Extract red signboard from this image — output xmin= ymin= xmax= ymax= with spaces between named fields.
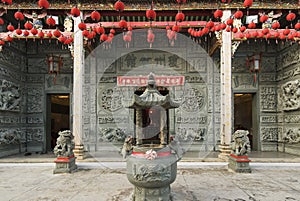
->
xmin=117 ymin=75 xmax=185 ymax=86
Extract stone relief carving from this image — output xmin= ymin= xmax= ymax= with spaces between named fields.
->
xmin=185 ymin=75 xmax=206 ymax=83
xmin=45 ymin=74 xmax=71 ymax=90
xmin=0 ymin=129 xmax=21 ymax=145
xmin=260 ymin=57 xmax=276 ymax=73
xmin=283 ymin=128 xmax=300 ymax=144
xmin=133 ymin=164 xmax=171 ymax=182
xmin=260 ymin=115 xmax=277 ymax=123
xmin=284 ymin=115 xmax=300 ymax=123
xmin=0 ymin=50 xmax=26 ymax=69
xmin=260 ymin=86 xmax=277 ymax=112
xmin=26 ymin=128 xmax=43 ymax=142
xmin=98 ymin=127 xmax=127 ymax=142
xmin=0 ymin=116 xmax=20 ymax=124
xmin=0 ymin=79 xmax=20 ymax=111
xmin=0 ymin=67 xmax=22 ymax=81
xmin=277 ymin=66 xmax=300 ymax=81
xmin=27 ymin=58 xmax=47 ymax=73
xmin=176 ymin=116 xmax=207 ymax=124
xmin=261 ymin=127 xmax=281 ymax=142
xmin=182 ymin=87 xmax=205 ymax=112
xmin=100 ymin=87 xmax=123 ymax=112
xmin=281 ymin=80 xmax=300 ymax=111
xmin=278 ymin=45 xmax=300 ymax=69
xmin=176 ymin=127 xmax=206 ymax=142
xmin=98 ymin=116 xmax=129 ymax=124
xmin=260 ymin=73 xmax=276 ymax=82
xmin=187 ymin=57 xmax=207 ymax=73
xmin=27 ymin=87 xmax=43 ymax=113
xmin=232 ymin=74 xmax=256 ymax=89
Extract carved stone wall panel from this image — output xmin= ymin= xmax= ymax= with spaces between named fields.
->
xmin=277 ymin=66 xmax=300 ymax=82
xmin=26 ymin=74 xmax=44 ymax=83
xmin=232 ymin=57 xmax=247 ymax=73
xmin=278 ymin=44 xmax=300 ymax=70
xmin=260 ymin=126 xmax=281 ymax=142
xmin=27 ymin=86 xmax=43 ymax=113
xmin=26 ymin=127 xmax=44 ymax=142
xmin=185 ymin=74 xmax=206 ymax=83
xmin=186 ymin=57 xmax=207 ymax=73
xmin=0 ymin=79 xmax=21 ymax=112
xmin=181 ymin=86 xmax=206 ymax=113
xmin=259 ymin=86 xmax=277 ymax=112
xmin=27 ymin=114 xmax=43 ymax=124
xmin=214 ymin=73 xmax=220 ymax=83
xmin=27 ymin=58 xmax=47 ymax=73
xmin=260 ymin=73 xmax=276 ymax=82
xmin=261 ymin=57 xmax=276 ymax=72
xmin=83 ymin=85 xmax=90 ymax=113
xmin=0 ymin=49 xmax=26 ymax=70
xmin=0 ymin=128 xmax=22 ymax=145
xmin=232 ymin=74 xmax=257 ymax=89
xmin=0 ymin=116 xmax=21 ymax=124
xmin=0 ymin=66 xmax=22 ymax=81
xmin=45 ymin=74 xmax=72 ymax=91
xmin=283 ymin=127 xmax=300 ymax=144
xmin=280 ymin=79 xmax=300 ymax=111
xmin=284 ymin=115 xmax=300 ymax=123
xmin=260 ymin=115 xmax=277 ymax=123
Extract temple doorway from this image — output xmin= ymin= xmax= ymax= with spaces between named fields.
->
xmin=46 ymin=94 xmax=70 ymax=151
xmin=234 ymin=93 xmax=258 ymax=150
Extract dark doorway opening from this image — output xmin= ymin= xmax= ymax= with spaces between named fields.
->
xmin=47 ymin=94 xmax=70 ymax=151
xmin=234 ymin=93 xmax=254 ymax=149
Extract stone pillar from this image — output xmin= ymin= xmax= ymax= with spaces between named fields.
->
xmin=72 ymin=14 xmax=85 ymax=160
xmin=219 ymin=10 xmax=233 ymax=160
xmin=160 ymin=109 xmax=167 ymax=145
xmin=136 ymin=109 xmax=143 ymax=146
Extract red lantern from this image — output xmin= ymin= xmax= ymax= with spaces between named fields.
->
xmin=239 ymin=26 xmax=246 ymax=32
xmin=114 ymin=0 xmax=125 ymax=12
xmin=146 ymin=9 xmax=156 ymax=21
xmin=248 ymin=21 xmax=256 ymax=29
xmin=23 ymin=30 xmax=29 ymax=37
xmin=96 ymin=26 xmax=105 ymax=34
xmin=245 ymin=32 xmax=251 ymax=39
xmin=119 ymin=19 xmax=127 ymax=29
xmin=5 ymin=35 xmax=13 ymax=42
xmin=259 ymin=15 xmax=268 ymax=23
xmin=38 ymin=30 xmax=45 ymax=38
xmin=279 ymin=33 xmax=286 ymax=40
xmin=238 ymin=32 xmax=244 ymax=39
xmin=232 ymin=27 xmax=238 ymax=33
xmin=82 ymin=29 xmax=89 ymax=37
xmin=47 ymin=31 xmax=53 ymax=38
xmin=58 ymin=35 xmax=66 ymax=43
xmin=206 ymin=20 xmax=214 ymax=29
xmin=78 ymin=22 xmax=86 ymax=31
xmin=176 ymin=0 xmax=186 ymax=3
xmin=262 ymin=28 xmax=269 ymax=35
xmin=287 ymin=34 xmax=294 ymax=41
xmin=234 ymin=10 xmax=243 ymax=19
xmin=91 ymin=10 xmax=101 ymax=22
xmin=100 ymin=34 xmax=108 ymax=42
xmin=46 ymin=17 xmax=56 ymax=27
xmin=1 ymin=0 xmax=12 ymax=5
xmin=243 ymin=0 xmax=253 ymax=8
xmin=64 ymin=37 xmax=73 ymax=45
xmin=214 ymin=9 xmax=223 ymax=19
xmin=202 ymin=27 xmax=209 ymax=34
xmin=128 ymin=26 xmax=133 ymax=31
xmin=24 ymin=21 xmax=33 ymax=30
xmin=175 ymin=12 xmax=185 ymax=22
xmin=0 ymin=18 xmax=4 ymax=25
xmin=14 ymin=11 xmax=24 ymax=21
xmin=220 ymin=23 xmax=227 ymax=30
xmin=0 ymin=40 xmax=5 ymax=45
xmin=286 ymin=12 xmax=296 ymax=22
xmin=38 ymin=0 xmax=49 ymax=9
xmin=53 ymin=29 xmax=61 ymax=38
xmin=30 ymin=28 xmax=38 ymax=35
xmin=226 ymin=27 xmax=231 ymax=32
xmin=295 ymin=21 xmax=300 ymax=30
xmin=226 ymin=18 xmax=233 ymax=25
xmin=273 ymin=31 xmax=280 ymax=38
xmin=110 ymin=28 xmax=115 ymax=35
xmin=271 ymin=21 xmax=280 ymax=30
xmin=70 ymin=7 xmax=80 ymax=17
xmin=283 ymin=27 xmax=290 ymax=35
xmin=172 ymin=25 xmax=180 ymax=32
xmin=257 ymin=31 xmax=264 ymax=38
xmin=15 ymin=29 xmax=22 ymax=35
xmin=6 ymin=24 xmax=14 ymax=32
xmin=251 ymin=31 xmax=258 ymax=38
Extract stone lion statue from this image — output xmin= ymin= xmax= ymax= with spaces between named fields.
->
xmin=53 ymin=130 xmax=75 ymax=157
xmin=231 ymin=130 xmax=251 ymax=156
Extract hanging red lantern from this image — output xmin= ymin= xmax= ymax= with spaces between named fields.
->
xmin=128 ymin=26 xmax=133 ymax=31
xmin=234 ymin=10 xmax=243 ymax=19
xmin=172 ymin=25 xmax=180 ymax=32
xmin=110 ymin=28 xmax=115 ymax=35
xmin=96 ymin=26 xmax=105 ymax=34
xmin=14 ymin=11 xmax=24 ymax=21
xmin=175 ymin=12 xmax=185 ymax=22
xmin=78 ymin=22 xmax=86 ymax=30
xmin=266 ymin=33 xmax=272 ymax=39
xmin=286 ymin=12 xmax=296 ymax=22
xmin=46 ymin=17 xmax=56 ymax=27
xmin=64 ymin=37 xmax=73 ymax=45
xmin=38 ymin=30 xmax=45 ymax=38
xmin=262 ymin=28 xmax=269 ymax=35
xmin=114 ymin=0 xmax=125 ymax=12
xmin=87 ymin=32 xmax=95 ymax=40
xmin=91 ymin=10 xmax=101 ymax=22
xmin=243 ymin=0 xmax=253 ymax=8
xmin=58 ymin=35 xmax=66 ymax=43
xmin=47 ymin=31 xmax=53 ymax=38
xmin=279 ymin=33 xmax=286 ymax=40
xmin=232 ymin=27 xmax=238 ymax=33
xmin=6 ymin=24 xmax=14 ymax=32
xmin=202 ymin=27 xmax=209 ymax=35
xmin=259 ymin=15 xmax=268 ymax=23
xmin=226 ymin=18 xmax=234 ymax=26
xmin=1 ymin=0 xmax=12 ymax=5
xmin=30 ymin=28 xmax=38 ymax=36
xmin=53 ymin=28 xmax=61 ymax=38
xmin=100 ymin=34 xmax=108 ymax=42
xmin=206 ymin=20 xmax=214 ymax=29
xmin=24 ymin=21 xmax=33 ymax=30
xmin=239 ymin=26 xmax=246 ymax=32
xmin=287 ymin=33 xmax=294 ymax=41
xmin=295 ymin=21 xmax=300 ymax=30
xmin=238 ymin=32 xmax=244 ymax=39
xmin=245 ymin=32 xmax=251 ymax=39
xmin=70 ymin=6 xmax=80 ymax=17
xmin=5 ymin=35 xmax=13 ymax=42
xmin=82 ymin=29 xmax=89 ymax=37
xmin=273 ymin=31 xmax=280 ymax=38
xmin=0 ymin=17 xmax=4 ymax=25
xmin=0 ymin=40 xmax=5 ymax=46
xmin=220 ymin=23 xmax=227 ymax=30
xmin=215 ymin=25 xmax=221 ymax=32
xmin=15 ymin=28 xmax=22 ymax=35
xmin=146 ymin=9 xmax=156 ymax=21
xmin=214 ymin=9 xmax=223 ymax=19
xmin=248 ymin=21 xmax=256 ymax=29
xmin=176 ymin=0 xmax=186 ymax=3
xmin=119 ymin=19 xmax=127 ymax=29
xmin=226 ymin=26 xmax=231 ymax=32
xmin=23 ymin=30 xmax=29 ymax=37
xmin=251 ymin=31 xmax=258 ymax=38
xmin=38 ymin=0 xmax=49 ymax=9
xmin=283 ymin=27 xmax=290 ymax=35
xmin=271 ymin=21 xmax=280 ymax=30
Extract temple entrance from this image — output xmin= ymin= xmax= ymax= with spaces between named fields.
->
xmin=46 ymin=94 xmax=70 ymax=151
xmin=234 ymin=93 xmax=258 ymax=150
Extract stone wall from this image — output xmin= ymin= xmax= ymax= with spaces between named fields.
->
xmin=277 ymin=44 xmax=300 ymax=155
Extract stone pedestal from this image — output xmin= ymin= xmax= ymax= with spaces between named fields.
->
xmin=53 ymin=155 xmax=77 ymax=174
xmin=126 ymin=147 xmax=177 ymax=201
xmin=228 ymin=154 xmax=251 ymax=173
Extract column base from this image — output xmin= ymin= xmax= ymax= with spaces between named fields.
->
xmin=228 ymin=154 xmax=251 ymax=173
xmin=73 ymin=144 xmax=85 ymax=160
xmin=218 ymin=144 xmax=232 ymax=161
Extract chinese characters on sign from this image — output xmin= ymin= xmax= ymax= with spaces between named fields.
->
xmin=117 ymin=76 xmax=185 ymax=86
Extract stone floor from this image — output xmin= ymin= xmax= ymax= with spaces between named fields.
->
xmin=0 ymin=151 xmax=300 ymax=201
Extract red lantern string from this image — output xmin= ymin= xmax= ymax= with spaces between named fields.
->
xmin=38 ymin=0 xmax=49 ymax=9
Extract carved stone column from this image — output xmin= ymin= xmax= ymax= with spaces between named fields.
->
xmin=136 ymin=109 xmax=143 ymax=145
xmin=160 ymin=109 xmax=167 ymax=145
xmin=219 ymin=10 xmax=233 ymax=160
xmin=72 ymin=14 xmax=85 ymax=160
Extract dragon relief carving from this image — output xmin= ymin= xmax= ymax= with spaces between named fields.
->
xmin=284 ymin=128 xmax=300 ymax=144
xmin=281 ymin=80 xmax=300 ymax=111
xmin=98 ymin=127 xmax=127 ymax=142
xmin=0 ymin=79 xmax=20 ymax=111
xmin=182 ymin=88 xmax=205 ymax=112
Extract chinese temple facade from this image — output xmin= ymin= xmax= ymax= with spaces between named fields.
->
xmin=0 ymin=0 xmax=299 ymax=159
